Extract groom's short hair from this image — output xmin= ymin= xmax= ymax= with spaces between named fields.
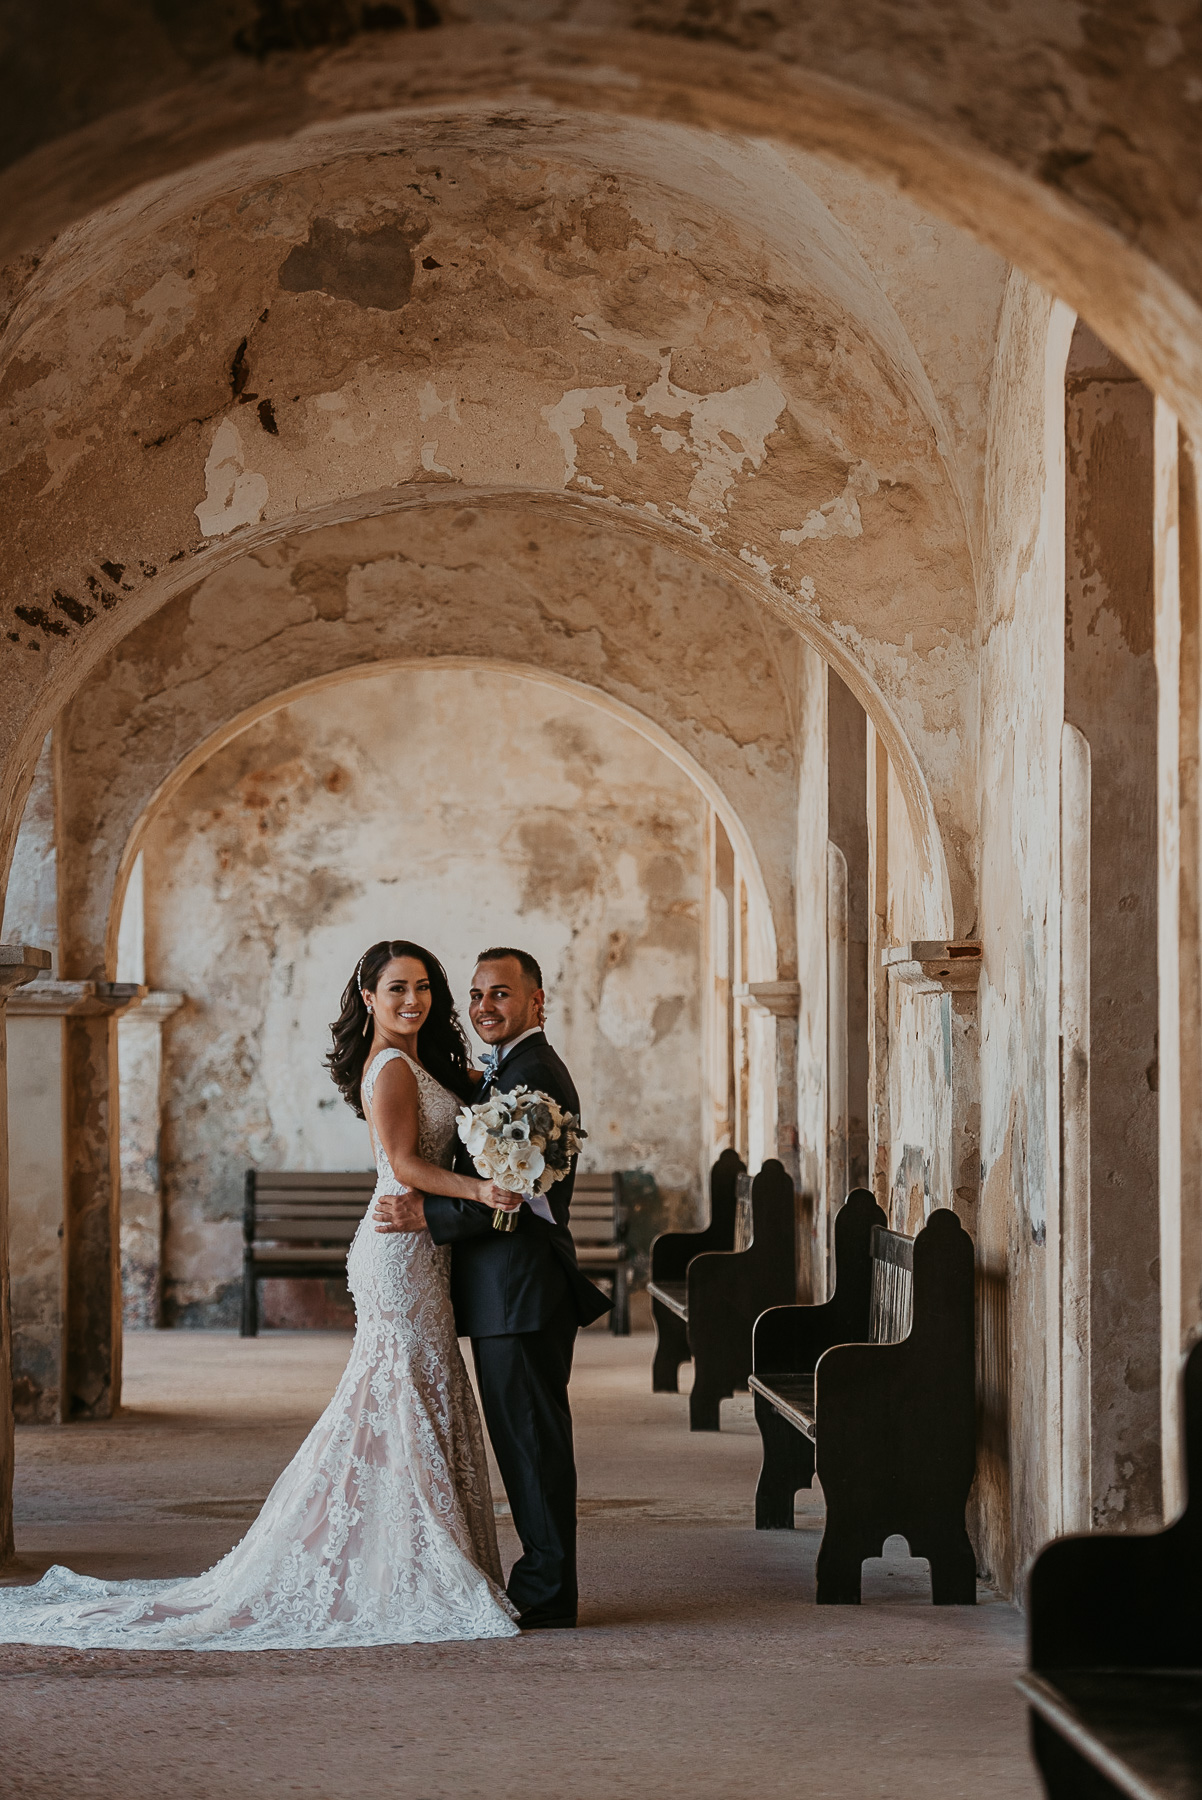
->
xmin=476 ymin=946 xmax=543 ymax=990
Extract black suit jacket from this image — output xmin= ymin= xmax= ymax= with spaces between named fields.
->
xmin=424 ymin=1032 xmax=612 ymax=1337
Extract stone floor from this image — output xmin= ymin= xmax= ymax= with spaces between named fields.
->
xmin=1 ymin=1325 xmax=1037 ymax=1799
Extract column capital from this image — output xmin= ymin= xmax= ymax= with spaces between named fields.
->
xmin=881 ymin=941 xmax=982 ymax=995
xmin=8 ymin=979 xmax=146 ymax=1017
xmin=734 ymin=980 xmax=801 ymax=1018
xmin=0 ymin=944 xmax=52 ymax=997
xmin=122 ymin=989 xmax=185 ymax=1024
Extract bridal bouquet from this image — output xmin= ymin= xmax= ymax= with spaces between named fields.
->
xmin=457 ymin=1087 xmax=587 ymax=1232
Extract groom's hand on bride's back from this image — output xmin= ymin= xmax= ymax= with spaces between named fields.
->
xmin=373 ymin=1193 xmax=430 ymax=1233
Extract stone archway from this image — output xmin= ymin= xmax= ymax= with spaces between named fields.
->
xmin=4 ymin=6 xmax=1201 ymax=428
xmin=108 ymin=655 xmax=780 ymax=984
xmin=110 ymin=656 xmax=748 ymax=1334
xmin=7 ymin=3 xmax=1201 ymax=1605
xmin=54 ymin=497 xmax=950 ymax=990
xmin=3 ymin=112 xmax=991 ymax=943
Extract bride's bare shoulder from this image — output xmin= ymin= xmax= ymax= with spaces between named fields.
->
xmin=364 ymin=1050 xmax=419 ymax=1106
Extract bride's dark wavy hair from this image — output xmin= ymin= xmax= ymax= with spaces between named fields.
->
xmin=326 ymin=940 xmax=474 ymax=1118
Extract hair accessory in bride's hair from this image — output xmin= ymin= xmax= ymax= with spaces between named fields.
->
xmin=357 ymin=952 xmax=372 ymax=1036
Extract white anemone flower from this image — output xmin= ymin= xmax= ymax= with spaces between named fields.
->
xmin=508 ymin=1141 xmax=545 ymax=1186
xmin=463 ymin=1117 xmax=492 ymax=1157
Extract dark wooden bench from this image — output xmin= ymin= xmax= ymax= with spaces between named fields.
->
xmin=1018 ymin=1339 xmax=1202 ymax=1798
xmin=648 ymin=1155 xmax=796 ymax=1431
xmin=750 ymin=1193 xmax=976 ymax=1604
xmin=647 ymin=1148 xmax=743 ymax=1394
xmin=568 ymin=1171 xmax=630 ymax=1335
xmin=241 ymin=1169 xmax=374 ymax=1336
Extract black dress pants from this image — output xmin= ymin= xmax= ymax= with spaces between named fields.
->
xmin=472 ymin=1290 xmax=579 ymax=1622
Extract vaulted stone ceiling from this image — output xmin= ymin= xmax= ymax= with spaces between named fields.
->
xmin=1 ymin=110 xmax=1007 ymax=935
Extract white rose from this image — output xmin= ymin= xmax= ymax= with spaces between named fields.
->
xmin=472 ymin=1143 xmax=500 ymax=1178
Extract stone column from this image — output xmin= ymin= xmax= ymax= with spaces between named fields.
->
xmin=735 ymin=980 xmax=806 ymax=1296
xmin=867 ymin=727 xmax=891 ymax=1205
xmin=1174 ymin=429 xmax=1202 ymax=1513
xmin=1060 ymin=723 xmax=1093 ymax=1533
xmin=0 ymin=945 xmax=53 ymax=1566
xmin=826 ymin=842 xmax=849 ymax=1291
xmin=879 ymin=941 xmax=983 ymax=1234
xmin=118 ymin=991 xmax=184 ymax=1329
xmin=827 ymin=671 xmax=870 ymax=1195
xmin=7 ymin=980 xmax=144 ymax=1422
xmin=1064 ymin=326 xmax=1162 ymax=1531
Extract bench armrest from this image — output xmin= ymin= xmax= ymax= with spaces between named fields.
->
xmin=753 ymin=1297 xmax=859 ymax=1375
xmin=753 ymin=1189 xmax=886 ymax=1373
xmin=1029 ymin=1527 xmax=1202 ymax=1671
xmin=650 ymin=1226 xmax=723 ymax=1281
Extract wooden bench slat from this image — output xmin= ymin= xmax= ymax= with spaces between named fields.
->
xmin=251 ymin=1209 xmax=361 ymax=1224
xmin=252 ymin=1226 xmax=360 ymax=1244
xmin=249 ymin=1245 xmax=349 ymax=1265
xmin=749 ymin=1373 xmax=817 ymax=1441
xmin=254 ymin=1171 xmax=376 ymax=1189
xmin=244 ymin=1166 xmax=634 ymax=1336
xmin=253 ymin=1198 xmax=371 ymax=1211
xmin=647 ymin=1279 xmax=688 ymax=1319
xmin=250 ymin=1199 xmax=365 ymax=1211
xmin=1018 ymin=1670 xmax=1202 ymax=1800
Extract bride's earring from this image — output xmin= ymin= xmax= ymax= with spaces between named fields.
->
xmin=362 ymin=1000 xmax=372 ymax=1038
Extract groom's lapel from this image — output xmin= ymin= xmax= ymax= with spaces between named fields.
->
xmin=487 ymin=1031 xmax=546 ymax=1093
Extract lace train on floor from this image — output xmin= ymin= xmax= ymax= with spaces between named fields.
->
xmin=0 ymin=1049 xmax=518 ymax=1651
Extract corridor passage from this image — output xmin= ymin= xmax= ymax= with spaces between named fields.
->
xmin=1 ymin=1329 xmax=1034 ymax=1799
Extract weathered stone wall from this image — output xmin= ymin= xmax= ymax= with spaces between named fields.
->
xmin=5 ymin=0 xmax=1202 ymax=1601
xmin=1064 ymin=326 xmax=1163 ymax=1535
xmin=133 ymin=666 xmax=706 ymax=1327
xmin=1 ymin=736 xmax=57 ymax=970
xmin=6 ymin=1016 xmax=65 ymax=1420
xmin=973 ymin=275 xmax=1069 ymax=1594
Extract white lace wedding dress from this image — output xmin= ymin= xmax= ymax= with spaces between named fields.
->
xmin=0 ymin=1048 xmax=519 ymax=1650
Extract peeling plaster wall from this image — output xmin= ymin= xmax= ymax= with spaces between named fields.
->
xmin=1 ymin=121 xmax=980 ymax=936
xmin=137 ymin=666 xmax=706 ymax=1327
xmin=5 ymin=3 xmax=1202 ymax=1601
xmin=1 ymin=733 xmax=57 ymax=969
xmin=881 ymin=754 xmax=952 ymax=1235
xmin=58 ymin=508 xmax=798 ymax=990
xmin=5 ymin=1017 xmax=64 ymax=1421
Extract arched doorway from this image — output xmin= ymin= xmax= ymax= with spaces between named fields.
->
xmin=108 ymin=658 xmax=776 ymax=1334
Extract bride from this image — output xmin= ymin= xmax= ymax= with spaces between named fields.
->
xmin=0 ymin=938 xmax=521 ymax=1649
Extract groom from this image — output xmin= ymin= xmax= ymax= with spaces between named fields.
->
xmin=375 ymin=947 xmax=611 ymax=1629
